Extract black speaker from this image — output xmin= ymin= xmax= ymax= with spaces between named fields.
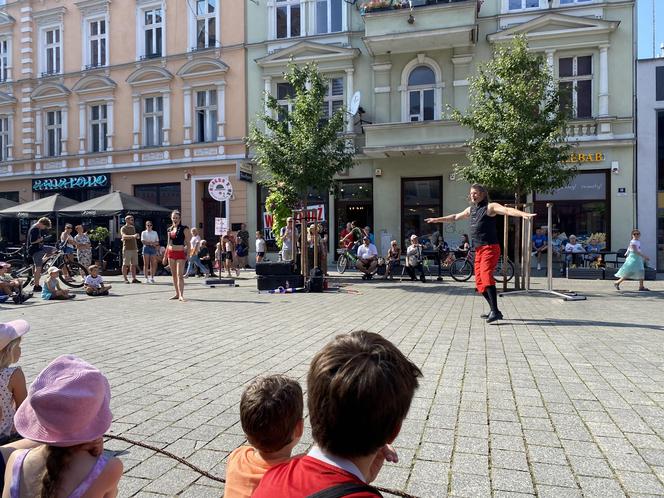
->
xmin=257 ymin=274 xmax=304 ymax=291
xmin=308 ymin=267 xmax=324 ymax=293
xmin=255 ymin=261 xmax=297 ymax=276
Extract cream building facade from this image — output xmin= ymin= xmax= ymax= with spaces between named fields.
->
xmin=0 ymin=0 xmax=247 ymax=242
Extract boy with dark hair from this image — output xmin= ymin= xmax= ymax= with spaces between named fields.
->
xmin=224 ymin=375 xmax=304 ymax=498
xmin=254 ymin=331 xmax=422 ymax=498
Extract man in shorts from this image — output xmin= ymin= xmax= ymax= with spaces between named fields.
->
xmin=26 ymin=217 xmax=54 ymax=292
xmin=121 ymin=215 xmax=141 ymax=284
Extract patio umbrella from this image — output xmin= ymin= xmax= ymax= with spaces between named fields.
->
xmin=0 ymin=193 xmax=78 ymax=219
xmin=0 ymin=198 xmax=17 ymax=210
xmin=58 ymin=191 xmax=172 ymax=217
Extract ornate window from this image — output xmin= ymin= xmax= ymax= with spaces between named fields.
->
xmin=43 ymin=27 xmax=61 ymax=75
xmin=508 ymin=0 xmax=540 ymax=10
xmin=407 ymin=66 xmax=435 ymax=122
xmin=140 ymin=5 xmax=163 ymax=58
xmin=45 ymin=110 xmax=62 ymax=157
xmin=87 ymin=19 xmax=107 ymax=68
xmin=89 ymin=104 xmax=108 ymax=152
xmin=276 ymin=0 xmax=301 ymax=39
xmin=143 ymin=96 xmax=164 ymax=146
xmin=195 ymin=90 xmax=217 ymax=142
xmin=315 ymin=0 xmax=343 ymax=35
xmin=559 ymin=55 xmax=592 ymax=119
xmin=321 ymin=77 xmax=344 ymax=120
xmin=276 ymin=82 xmax=295 ymax=121
xmin=195 ymin=0 xmax=217 ymax=49
xmin=0 ymin=38 xmax=9 ymax=82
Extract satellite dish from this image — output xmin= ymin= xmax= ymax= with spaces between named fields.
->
xmin=349 ymin=91 xmax=361 ymax=115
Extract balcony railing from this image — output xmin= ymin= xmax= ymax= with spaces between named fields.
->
xmin=566 ymin=119 xmax=597 ymax=139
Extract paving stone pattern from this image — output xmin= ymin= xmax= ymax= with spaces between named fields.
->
xmin=5 ymin=274 xmax=664 ymax=497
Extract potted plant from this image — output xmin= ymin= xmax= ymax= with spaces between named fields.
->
xmin=88 ymin=227 xmax=110 ymax=268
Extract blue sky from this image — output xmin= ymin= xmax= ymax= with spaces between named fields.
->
xmin=639 ymin=0 xmax=664 ymax=59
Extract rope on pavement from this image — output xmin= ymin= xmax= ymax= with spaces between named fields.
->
xmin=104 ymin=433 xmax=420 ymax=498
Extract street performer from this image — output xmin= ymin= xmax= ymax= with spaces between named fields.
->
xmin=426 ymin=184 xmax=535 ymax=323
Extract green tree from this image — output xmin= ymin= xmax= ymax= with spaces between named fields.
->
xmin=451 ymin=35 xmax=576 ymax=287
xmin=248 ymin=62 xmax=354 ymax=246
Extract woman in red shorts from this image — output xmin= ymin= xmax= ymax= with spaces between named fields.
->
xmin=162 ymin=210 xmax=191 ymax=301
xmin=426 ymin=184 xmax=535 ymax=323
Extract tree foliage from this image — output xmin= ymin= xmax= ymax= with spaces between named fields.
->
xmin=248 ymin=62 xmax=353 ymax=246
xmin=452 ymin=36 xmax=576 ymax=199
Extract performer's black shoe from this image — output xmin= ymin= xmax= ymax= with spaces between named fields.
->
xmin=480 ymin=313 xmax=489 ymax=319
xmin=486 ymin=311 xmax=503 ymax=323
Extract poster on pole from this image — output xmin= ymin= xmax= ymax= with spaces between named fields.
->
xmin=214 ymin=217 xmax=229 ymax=235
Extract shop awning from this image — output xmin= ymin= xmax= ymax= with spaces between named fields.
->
xmin=0 ymin=194 xmax=78 ymax=218
xmin=0 ymin=198 xmax=17 ymax=210
xmin=58 ymin=191 xmax=172 ymax=217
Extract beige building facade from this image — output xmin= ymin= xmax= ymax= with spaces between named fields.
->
xmin=0 ymin=0 xmax=247 ymax=242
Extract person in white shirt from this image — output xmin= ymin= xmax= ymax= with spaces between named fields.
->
xmin=83 ymin=265 xmax=112 ymax=296
xmin=563 ymin=234 xmax=585 ymax=271
xmin=405 ymin=235 xmax=426 ymax=282
xmin=140 ymin=221 xmax=160 ymax=283
xmin=356 ymin=236 xmax=378 ymax=280
xmin=256 ymin=231 xmax=267 ymax=263
xmin=614 ymin=229 xmax=650 ymax=291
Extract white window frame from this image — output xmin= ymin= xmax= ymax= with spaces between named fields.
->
xmin=0 ymin=37 xmax=11 ymax=82
xmin=399 ymin=56 xmax=443 ymax=123
xmin=137 ymin=2 xmax=165 ymax=60
xmin=315 ymin=0 xmax=345 ymax=35
xmin=41 ymin=25 xmax=62 ymax=76
xmin=558 ymin=54 xmax=593 ymax=119
xmin=194 ymin=89 xmax=218 ymax=143
xmin=84 ymin=17 xmax=107 ymax=69
xmin=143 ymin=95 xmax=164 ymax=147
xmin=0 ymin=115 xmax=10 ymax=162
xmin=191 ymin=0 xmax=218 ymax=50
xmin=321 ymin=76 xmax=344 ymax=121
xmin=89 ymin=103 xmax=108 ymax=153
xmin=553 ymin=0 xmax=593 ymax=6
xmin=274 ymin=0 xmax=302 ymax=40
xmin=45 ymin=109 xmax=63 ymax=157
xmin=276 ymin=82 xmax=295 ymax=122
xmin=501 ymin=0 xmax=546 ymax=12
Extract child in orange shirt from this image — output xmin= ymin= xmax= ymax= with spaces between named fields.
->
xmin=224 ymin=375 xmax=303 ymax=498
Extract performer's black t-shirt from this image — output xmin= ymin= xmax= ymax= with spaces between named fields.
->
xmin=470 ymin=200 xmax=498 ymax=247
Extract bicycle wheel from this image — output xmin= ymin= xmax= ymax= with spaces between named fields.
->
xmin=7 ymin=260 xmax=33 ymax=288
xmin=450 ymin=258 xmax=473 ymax=282
xmin=337 ymin=254 xmax=348 ymax=274
xmin=59 ymin=261 xmax=88 ymax=288
xmin=494 ymin=259 xmax=515 ymax=283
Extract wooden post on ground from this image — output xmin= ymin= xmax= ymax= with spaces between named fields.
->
xmin=502 ymin=213 xmax=509 ymax=292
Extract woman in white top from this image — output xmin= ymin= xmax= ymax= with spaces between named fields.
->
xmin=614 ymin=229 xmax=650 ymax=291
xmin=140 ymin=221 xmax=160 ymax=283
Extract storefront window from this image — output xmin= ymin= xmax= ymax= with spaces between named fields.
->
xmin=401 ymin=177 xmax=442 ymax=248
xmin=134 ymin=183 xmax=180 ymax=210
xmin=535 ymin=171 xmax=609 ymax=246
xmin=334 ymin=180 xmax=373 ymax=253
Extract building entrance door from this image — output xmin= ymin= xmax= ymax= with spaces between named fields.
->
xmin=203 ymin=190 xmax=227 ymax=244
xmin=334 ymin=180 xmax=373 ymax=255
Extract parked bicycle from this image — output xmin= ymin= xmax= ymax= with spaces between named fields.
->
xmin=7 ymin=248 xmax=88 ymax=288
xmin=448 ymin=247 xmax=515 ymax=283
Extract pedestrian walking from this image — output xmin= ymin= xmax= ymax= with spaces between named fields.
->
xmin=614 ymin=229 xmax=650 ymax=292
xmin=58 ymin=224 xmax=76 ymax=282
xmin=237 ymin=223 xmax=250 ymax=268
xmin=74 ymin=225 xmax=92 ymax=269
xmin=186 ymin=228 xmax=208 ymax=277
xmin=120 ymin=215 xmax=141 ymax=284
xmin=163 ymin=210 xmax=191 ymax=301
xmin=426 ymin=184 xmax=535 ymax=323
xmin=140 ymin=220 xmax=159 ymax=283
xmin=256 ymin=231 xmax=266 ymax=263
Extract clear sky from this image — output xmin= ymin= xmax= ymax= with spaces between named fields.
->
xmin=639 ymin=0 xmax=664 ymax=59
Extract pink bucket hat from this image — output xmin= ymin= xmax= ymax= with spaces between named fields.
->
xmin=14 ymin=355 xmax=112 ymax=447
xmin=0 ymin=320 xmax=29 ymax=350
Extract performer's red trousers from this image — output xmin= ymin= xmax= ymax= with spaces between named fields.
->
xmin=474 ymin=244 xmax=501 ymax=293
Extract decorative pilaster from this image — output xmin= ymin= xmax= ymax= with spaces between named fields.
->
xmin=599 ymin=45 xmax=609 ymax=117
xmin=34 ymin=109 xmax=42 ymax=158
xmin=217 ymin=82 xmax=226 ymax=140
xmin=183 ymin=87 xmax=192 ymax=144
xmin=345 ymin=68 xmax=354 ymax=133
xmin=162 ymin=91 xmax=170 ymax=145
xmin=60 ymin=107 xmax=68 ymax=155
xmin=371 ymin=62 xmax=391 ymax=123
xmin=78 ymin=102 xmax=86 ymax=154
xmin=132 ymin=95 xmax=140 ymax=148
xmin=263 ymin=76 xmax=272 ymax=120
xmin=106 ymin=102 xmax=114 ymax=151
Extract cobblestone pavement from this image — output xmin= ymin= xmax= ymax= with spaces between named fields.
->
xmin=4 ymin=272 xmax=664 ymax=497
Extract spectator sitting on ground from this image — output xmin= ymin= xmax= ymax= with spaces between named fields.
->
xmin=0 ymin=319 xmax=29 ymax=444
xmin=224 ymin=375 xmax=304 ymax=498
xmin=41 ymin=267 xmax=75 ymax=300
xmin=564 ymin=235 xmax=585 ymax=271
xmin=253 ymin=331 xmax=423 ymax=498
xmin=0 ymin=262 xmax=31 ymax=304
xmin=5 ymin=355 xmax=123 ymax=497
xmin=405 ymin=235 xmax=426 ymax=282
xmin=356 ymin=236 xmax=378 ymax=280
xmin=84 ymin=265 xmax=112 ymax=296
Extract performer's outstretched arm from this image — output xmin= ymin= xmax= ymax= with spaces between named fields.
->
xmin=488 ymin=203 xmax=536 ymax=220
xmin=425 ymin=207 xmax=471 ymax=224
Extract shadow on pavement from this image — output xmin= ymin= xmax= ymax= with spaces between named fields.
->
xmin=510 ymin=317 xmax=664 ymax=332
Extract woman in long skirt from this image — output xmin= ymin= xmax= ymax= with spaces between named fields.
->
xmin=614 ymin=229 xmax=650 ymax=291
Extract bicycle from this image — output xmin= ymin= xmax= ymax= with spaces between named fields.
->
xmin=449 ymin=247 xmax=515 ymax=283
xmin=336 ymin=246 xmax=359 ymax=274
xmin=8 ymin=248 xmax=88 ymax=289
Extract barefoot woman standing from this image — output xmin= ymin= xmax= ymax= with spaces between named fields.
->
xmin=163 ymin=210 xmax=191 ymax=301
xmin=426 ymin=184 xmax=536 ymax=323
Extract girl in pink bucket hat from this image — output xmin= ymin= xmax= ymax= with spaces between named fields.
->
xmin=0 ymin=320 xmax=29 ymax=445
xmin=4 ymin=355 xmax=123 ymax=497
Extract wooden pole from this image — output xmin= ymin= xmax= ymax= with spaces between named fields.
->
xmin=313 ymin=216 xmax=319 ymax=270
xmin=502 ymin=212 xmax=508 ymax=292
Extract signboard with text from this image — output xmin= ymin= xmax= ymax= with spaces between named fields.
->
xmin=214 ymin=217 xmax=229 ymax=235
xmin=208 ymin=177 xmax=233 ymax=202
xmin=293 ymin=204 xmax=326 ymax=223
xmin=536 ymin=172 xmax=606 ymax=201
xmin=32 ymin=174 xmax=109 ymax=192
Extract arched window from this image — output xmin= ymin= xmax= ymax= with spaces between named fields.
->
xmin=407 ymin=66 xmax=435 ymax=122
